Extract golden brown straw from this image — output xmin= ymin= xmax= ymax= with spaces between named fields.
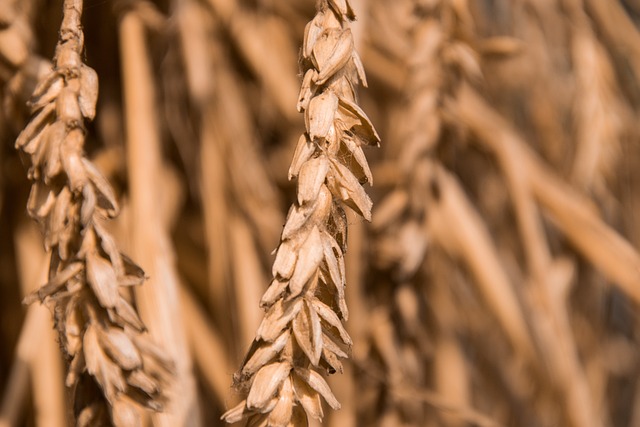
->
xmin=119 ymin=6 xmax=201 ymax=426
xmin=14 ymin=223 xmax=66 ymax=427
xmin=3 ymin=0 xmax=640 ymax=425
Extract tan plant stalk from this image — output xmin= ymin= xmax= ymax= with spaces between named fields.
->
xmin=0 ymin=1 xmax=30 ymax=76
xmin=0 ymin=0 xmax=51 ymax=131
xmin=15 ymin=0 xmax=172 ymax=425
xmin=119 ymin=7 xmax=201 ymax=426
xmin=222 ymin=0 xmax=379 ymax=425
xmin=14 ymin=223 xmax=67 ymax=427
xmin=450 ymin=84 xmax=640 ymax=427
xmin=564 ymin=0 xmax=627 ymax=194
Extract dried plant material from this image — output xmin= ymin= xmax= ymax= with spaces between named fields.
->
xmin=289 ymin=134 xmax=317 ymax=180
xmin=366 ymin=2 xmax=513 ymax=423
xmin=223 ymin=0 xmax=378 ymax=424
xmin=297 ymin=157 xmax=330 ymax=205
xmin=242 ymin=331 xmax=291 ymax=378
xmin=4 ymin=0 xmax=640 ymax=425
xmin=450 ymin=82 xmax=632 ymax=427
xmin=0 ymin=7 xmax=30 ymax=70
xmin=292 ymin=375 xmax=324 ymax=421
xmin=256 ymin=299 xmax=303 ymax=342
xmin=15 ymin=0 xmax=172 ymax=424
xmin=425 ymin=163 xmax=536 ymax=358
xmin=373 ymin=0 xmax=463 ymax=279
xmin=565 ymin=1 xmax=627 ymax=196
xmin=246 ymin=362 xmax=292 ymax=410
xmin=119 ymin=9 xmax=201 ymax=426
xmin=453 ymin=83 xmax=640 ymax=306
xmin=292 ymin=300 xmax=323 ymax=365
xmin=294 ymin=367 xmax=340 ymax=410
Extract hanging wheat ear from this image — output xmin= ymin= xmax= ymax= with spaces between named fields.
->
xmin=222 ymin=0 xmax=379 ymax=425
xmin=15 ymin=0 xmax=173 ymax=425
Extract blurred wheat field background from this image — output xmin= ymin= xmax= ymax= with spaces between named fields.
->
xmin=2 ymin=0 xmax=640 ymax=426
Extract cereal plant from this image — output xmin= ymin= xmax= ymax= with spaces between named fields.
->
xmin=1 ymin=0 xmax=640 ymax=426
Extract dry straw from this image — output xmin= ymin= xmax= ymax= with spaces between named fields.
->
xmin=15 ymin=0 xmax=172 ymax=425
xmin=222 ymin=0 xmax=379 ymax=424
xmin=4 ymin=0 xmax=640 ymax=426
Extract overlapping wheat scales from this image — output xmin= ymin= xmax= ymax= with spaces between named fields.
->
xmin=14 ymin=0 xmax=173 ymax=425
xmin=222 ymin=0 xmax=379 ymax=425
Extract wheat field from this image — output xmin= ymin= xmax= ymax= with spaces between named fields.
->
xmin=1 ymin=0 xmax=640 ymax=426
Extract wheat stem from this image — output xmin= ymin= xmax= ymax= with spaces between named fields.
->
xmin=179 ymin=284 xmax=233 ymax=406
xmin=453 ymin=84 xmax=640 ymax=305
xmin=119 ymin=8 xmax=201 ymax=426
xmin=0 ymin=306 xmax=35 ymax=427
xmin=14 ymin=223 xmax=67 ymax=427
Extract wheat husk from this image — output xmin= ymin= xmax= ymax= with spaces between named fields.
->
xmin=15 ymin=1 xmax=174 ymax=424
xmin=222 ymin=0 xmax=379 ymax=424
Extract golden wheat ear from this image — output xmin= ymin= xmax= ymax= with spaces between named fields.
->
xmin=16 ymin=0 xmax=173 ymax=425
xmin=222 ymin=0 xmax=379 ymax=425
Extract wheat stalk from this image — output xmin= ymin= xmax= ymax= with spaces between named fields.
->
xmin=15 ymin=0 xmax=172 ymax=425
xmin=564 ymin=0 xmax=626 ymax=192
xmin=0 ymin=1 xmax=30 ymax=73
xmin=222 ymin=0 xmax=379 ymax=425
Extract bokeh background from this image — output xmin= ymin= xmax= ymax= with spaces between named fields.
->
xmin=2 ymin=0 xmax=640 ymax=426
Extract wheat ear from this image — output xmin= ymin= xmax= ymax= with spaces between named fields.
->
xmin=15 ymin=0 xmax=172 ymax=425
xmin=222 ymin=0 xmax=379 ymax=425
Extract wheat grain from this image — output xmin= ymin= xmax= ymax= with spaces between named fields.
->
xmin=15 ymin=0 xmax=172 ymax=425
xmin=222 ymin=0 xmax=379 ymax=425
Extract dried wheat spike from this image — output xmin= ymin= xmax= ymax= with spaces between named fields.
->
xmin=15 ymin=0 xmax=173 ymax=425
xmin=222 ymin=0 xmax=379 ymax=425
xmin=373 ymin=0 xmax=478 ymax=278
